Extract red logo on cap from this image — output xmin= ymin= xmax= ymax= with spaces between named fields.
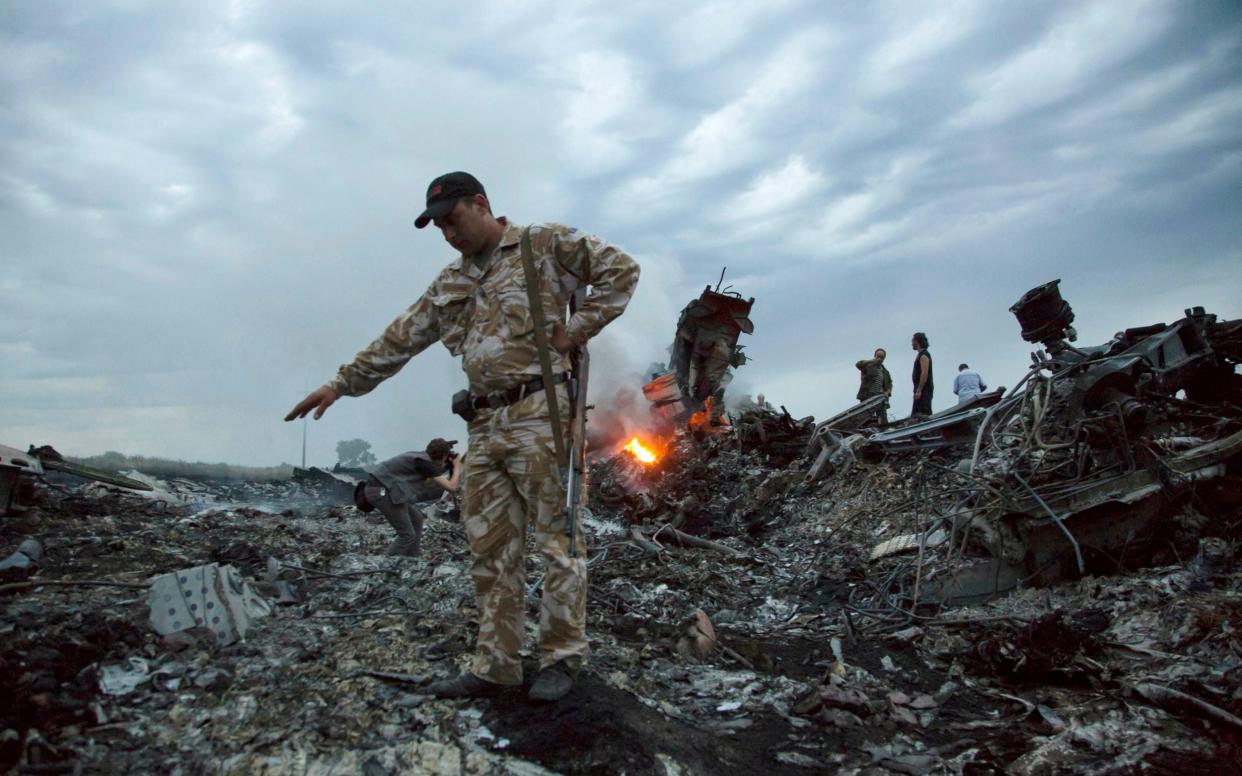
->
xmin=430 ymin=184 xmax=442 ymax=196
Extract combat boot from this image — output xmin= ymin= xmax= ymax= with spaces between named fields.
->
xmin=425 ymin=672 xmax=507 ymax=698
xmin=528 ymin=661 xmax=575 ymax=702
xmin=385 ymin=538 xmax=419 ymax=557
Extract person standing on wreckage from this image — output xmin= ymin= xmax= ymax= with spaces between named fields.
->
xmin=910 ymin=332 xmax=934 ymax=419
xmin=285 ymin=172 xmax=640 ymax=702
xmin=855 ymin=348 xmax=892 ymax=425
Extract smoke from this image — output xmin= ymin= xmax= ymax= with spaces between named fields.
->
xmin=583 ymin=250 xmax=689 ymax=449
xmin=584 ymin=332 xmax=667 ymax=450
xmin=581 ymin=254 xmax=777 ymax=447
xmin=586 ymin=383 xmax=656 ymax=451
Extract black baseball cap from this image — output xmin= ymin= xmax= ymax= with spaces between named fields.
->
xmin=414 ymin=172 xmax=486 ymax=229
xmin=426 ymin=438 xmax=457 ymax=459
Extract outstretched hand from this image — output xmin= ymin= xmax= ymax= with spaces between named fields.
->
xmin=285 ymin=386 xmax=339 ymax=421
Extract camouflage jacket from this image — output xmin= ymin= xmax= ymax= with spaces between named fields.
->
xmin=329 ymin=219 xmax=640 ymax=397
xmin=856 ymin=360 xmax=892 ymax=402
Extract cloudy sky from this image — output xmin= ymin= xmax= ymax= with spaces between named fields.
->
xmin=3 ymin=0 xmax=1240 ymax=467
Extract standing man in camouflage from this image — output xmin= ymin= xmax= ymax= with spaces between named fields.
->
xmin=286 ymin=172 xmax=639 ymax=701
xmin=855 ymin=348 xmax=892 ymax=425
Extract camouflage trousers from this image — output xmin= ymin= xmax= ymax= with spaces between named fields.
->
xmin=462 ymin=404 xmax=588 ymax=686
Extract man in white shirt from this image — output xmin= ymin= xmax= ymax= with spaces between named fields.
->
xmin=953 ymin=363 xmax=987 ymax=405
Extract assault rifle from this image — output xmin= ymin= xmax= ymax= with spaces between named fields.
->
xmin=563 ymin=289 xmax=591 ymax=558
xmin=517 ymin=227 xmax=590 ymax=557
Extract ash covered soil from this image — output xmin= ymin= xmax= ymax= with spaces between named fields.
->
xmin=3 ymin=433 xmax=1242 ymax=774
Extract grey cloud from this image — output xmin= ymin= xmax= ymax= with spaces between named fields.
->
xmin=2 ymin=1 xmax=1239 ymax=465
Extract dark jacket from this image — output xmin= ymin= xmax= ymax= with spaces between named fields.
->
xmin=856 ymin=360 xmax=892 ymax=401
xmin=368 ymin=452 xmax=444 ymax=505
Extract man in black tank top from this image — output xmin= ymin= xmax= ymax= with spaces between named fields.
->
xmin=911 ymin=332 xmax=933 ymax=418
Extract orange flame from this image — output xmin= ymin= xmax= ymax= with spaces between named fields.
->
xmin=623 ymin=436 xmax=658 ymax=465
xmin=688 ymin=396 xmax=719 ymax=433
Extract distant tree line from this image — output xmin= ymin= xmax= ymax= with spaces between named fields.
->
xmin=71 ymin=451 xmax=293 ymax=482
xmin=335 ymin=438 xmax=376 ymax=468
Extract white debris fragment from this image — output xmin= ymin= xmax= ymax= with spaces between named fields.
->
xmin=99 ymin=657 xmax=150 ymax=696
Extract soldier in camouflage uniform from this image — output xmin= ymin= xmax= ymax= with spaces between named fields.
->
xmin=856 ymin=348 xmax=893 ymax=425
xmin=286 ymin=172 xmax=639 ymax=701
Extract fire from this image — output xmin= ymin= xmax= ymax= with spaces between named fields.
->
xmin=623 ymin=436 xmax=659 ymax=465
xmin=688 ymin=397 xmax=730 ymax=435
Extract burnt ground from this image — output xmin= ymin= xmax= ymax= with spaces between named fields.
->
xmin=1 ymin=494 xmax=973 ymax=775
xmin=3 ymin=443 xmax=1242 ymax=774
xmin=482 ymin=670 xmax=813 ymax=775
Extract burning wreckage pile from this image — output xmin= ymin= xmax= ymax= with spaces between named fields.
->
xmin=2 ymin=280 xmax=1241 ymax=774
xmin=587 ymin=280 xmax=1242 ymax=771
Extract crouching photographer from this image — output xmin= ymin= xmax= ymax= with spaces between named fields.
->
xmin=353 ymin=438 xmax=463 ymax=557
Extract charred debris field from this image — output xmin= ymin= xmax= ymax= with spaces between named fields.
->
xmin=3 ymin=286 xmax=1242 ymax=774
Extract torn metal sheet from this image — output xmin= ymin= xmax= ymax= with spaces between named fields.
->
xmin=292 ymin=466 xmax=357 ymax=504
xmin=1 ymin=444 xmax=44 ymax=515
xmin=22 ymin=445 xmax=155 ymax=491
xmin=869 ymin=530 xmax=946 ymax=561
xmin=0 ymin=538 xmax=43 ymax=580
xmin=41 ymin=458 xmax=155 ymax=491
xmin=861 ymin=406 xmax=991 ymax=454
xmin=0 ymin=444 xmax=44 ymax=476
xmin=848 ymin=390 xmax=1010 ymax=461
xmin=805 ymin=395 xmax=887 ymax=454
xmin=920 ymin=559 xmax=1023 ymax=606
xmin=806 ymin=432 xmax=866 ymax=483
xmin=148 ymin=563 xmax=271 ymax=647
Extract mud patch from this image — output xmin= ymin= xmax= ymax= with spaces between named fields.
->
xmin=482 ymin=671 xmax=843 ymax=775
xmin=718 ymin=633 xmax=826 ymax=681
xmin=0 ymin=608 xmax=145 ymax=766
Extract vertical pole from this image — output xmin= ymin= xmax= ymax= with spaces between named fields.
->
xmin=299 ymin=380 xmax=309 ymax=468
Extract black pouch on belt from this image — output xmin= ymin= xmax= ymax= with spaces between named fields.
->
xmin=353 ymin=481 xmax=375 ymax=513
xmin=451 ymin=389 xmax=477 ymax=422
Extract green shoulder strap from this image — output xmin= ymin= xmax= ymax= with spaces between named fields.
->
xmin=519 ymin=227 xmax=567 ymax=466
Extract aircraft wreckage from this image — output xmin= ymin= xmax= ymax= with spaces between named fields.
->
xmin=642 ymin=275 xmax=755 ymax=431
xmin=4 ymin=279 xmax=1242 ymax=772
xmin=801 ymin=279 xmax=1242 ymax=600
